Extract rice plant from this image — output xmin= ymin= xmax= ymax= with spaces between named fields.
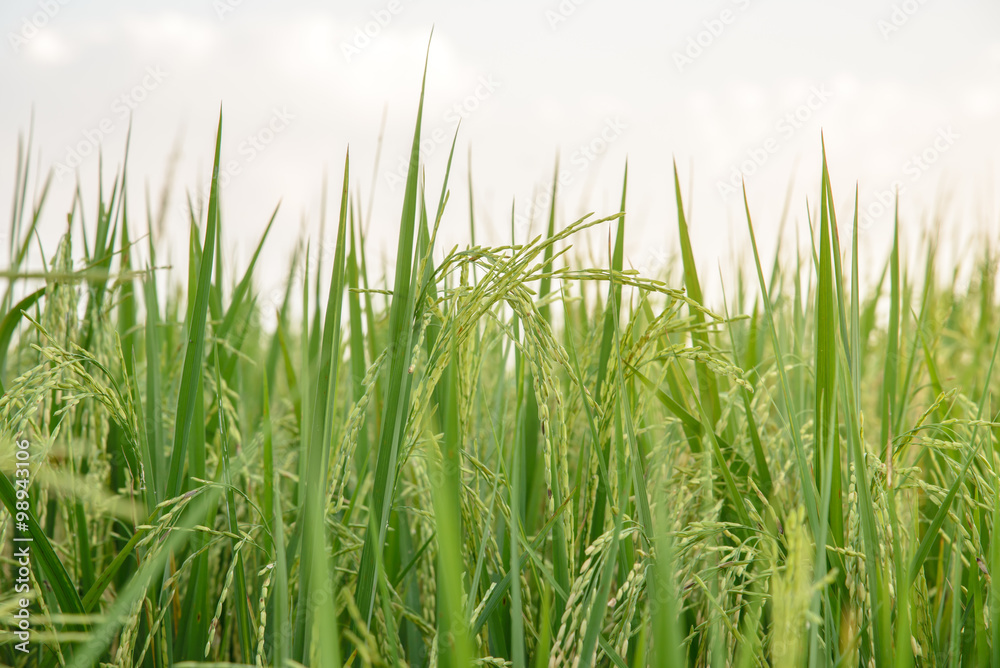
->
xmin=1 ymin=58 xmax=999 ymax=668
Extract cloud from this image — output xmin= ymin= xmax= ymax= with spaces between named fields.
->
xmin=119 ymin=12 xmax=218 ymax=59
xmin=22 ymin=29 xmax=71 ymax=64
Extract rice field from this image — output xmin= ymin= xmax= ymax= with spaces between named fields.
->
xmin=1 ymin=62 xmax=999 ymax=668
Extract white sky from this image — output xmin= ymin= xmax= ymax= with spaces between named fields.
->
xmin=2 ymin=0 xmax=999 ymax=303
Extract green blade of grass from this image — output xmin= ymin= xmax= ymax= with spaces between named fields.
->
xmin=673 ymin=159 xmax=721 ymax=427
xmin=433 ymin=329 xmax=474 ymax=667
xmin=262 ymin=372 xmax=290 ymax=668
xmin=142 ymin=275 xmax=165 ymax=507
xmin=471 ymin=497 xmax=571 ymax=635
xmin=578 ymin=401 xmax=624 ymax=668
xmin=292 ymin=151 xmax=350 ymax=667
xmin=718 ymin=283 xmax=773 ymax=498
xmin=586 ymin=164 xmax=628 ymax=553
xmin=164 ymin=110 xmax=222 ymax=501
xmin=212 ymin=350 xmax=254 ymax=661
xmin=354 ymin=36 xmax=431 ymax=629
xmin=741 ymin=182 xmax=821 ymax=540
xmin=80 ymin=521 xmax=147 ymax=612
xmin=838 ymin=326 xmax=891 ymax=668
xmin=816 ymin=144 xmax=844 ymax=547
xmin=650 ymin=477 xmax=684 ymax=668
xmin=608 ymin=234 xmax=653 ymax=541
xmin=991 ymin=473 xmax=1000 ymax=666
xmin=347 ymin=203 xmax=371 ymax=477
xmin=0 ymin=287 xmax=44 ymax=395
xmin=511 ymin=323 xmax=527 ymax=668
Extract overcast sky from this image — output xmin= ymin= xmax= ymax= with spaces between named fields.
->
xmin=3 ymin=0 xmax=999 ymax=302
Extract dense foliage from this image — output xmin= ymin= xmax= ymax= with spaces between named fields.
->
xmin=1 ymin=66 xmax=999 ymax=668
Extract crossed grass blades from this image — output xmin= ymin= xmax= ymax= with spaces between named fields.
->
xmin=2 ymin=49 xmax=1000 ymax=668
